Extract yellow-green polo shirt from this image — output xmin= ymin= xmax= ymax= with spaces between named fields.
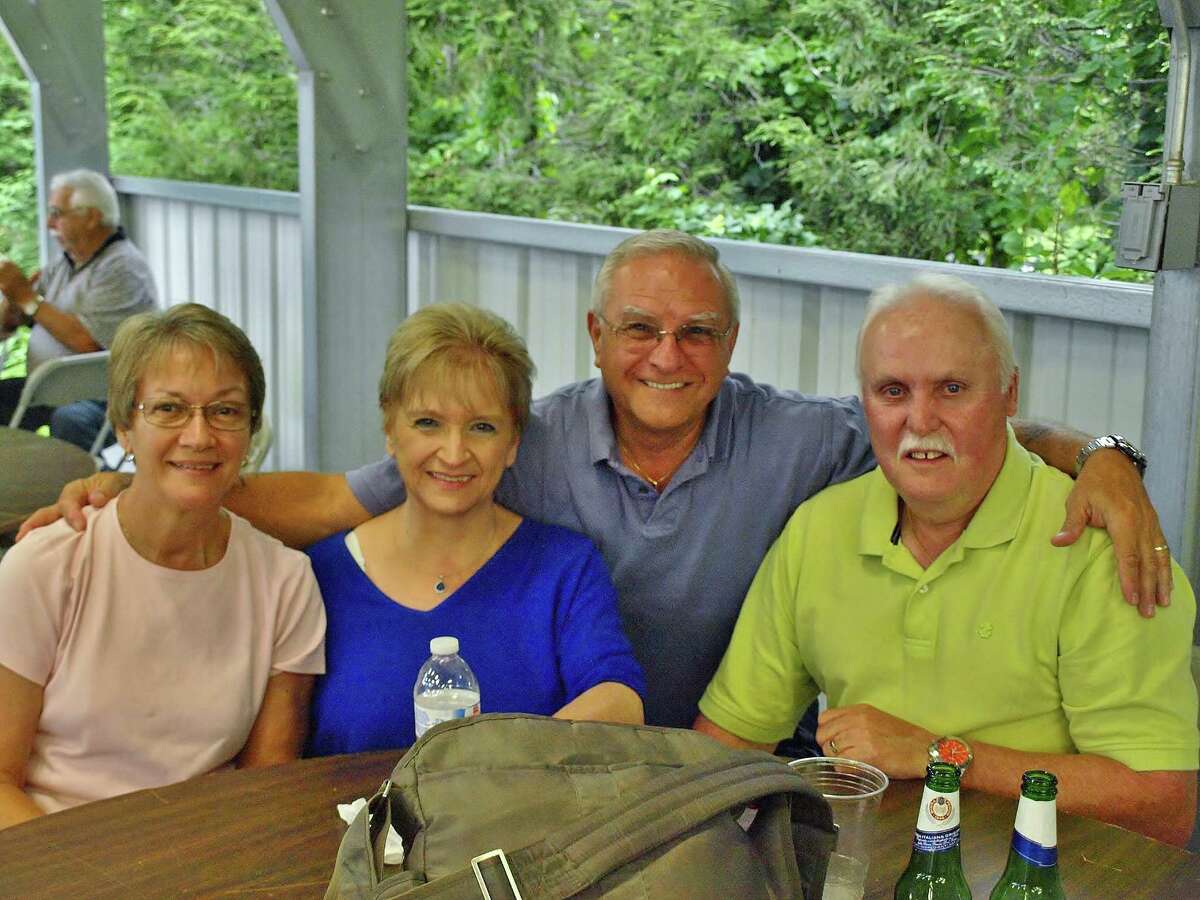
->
xmin=699 ymin=426 xmax=1199 ymax=771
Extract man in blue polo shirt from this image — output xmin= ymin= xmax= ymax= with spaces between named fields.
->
xmin=25 ymin=231 xmax=1170 ymax=731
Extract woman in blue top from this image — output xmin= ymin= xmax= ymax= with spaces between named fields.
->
xmin=306 ymin=304 xmax=645 ymax=754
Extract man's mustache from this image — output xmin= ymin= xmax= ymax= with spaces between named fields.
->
xmin=896 ymin=431 xmax=956 ymax=462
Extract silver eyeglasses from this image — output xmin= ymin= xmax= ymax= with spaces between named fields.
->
xmin=136 ymin=399 xmax=252 ymax=431
xmin=596 ymin=313 xmax=734 ymax=350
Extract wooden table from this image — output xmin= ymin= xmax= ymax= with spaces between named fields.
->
xmin=0 ymin=752 xmax=1195 ymax=898
xmin=0 ymin=427 xmax=96 ymax=535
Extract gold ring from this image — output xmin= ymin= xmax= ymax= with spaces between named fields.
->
xmin=1153 ymin=544 xmax=1170 ymax=553
xmin=828 ymin=739 xmax=839 ymax=756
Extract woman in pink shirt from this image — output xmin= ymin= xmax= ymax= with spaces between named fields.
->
xmin=0 ymin=303 xmax=325 ymax=828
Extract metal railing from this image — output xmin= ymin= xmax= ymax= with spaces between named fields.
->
xmin=114 ymin=175 xmax=1153 ymax=474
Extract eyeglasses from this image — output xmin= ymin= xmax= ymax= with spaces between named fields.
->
xmin=47 ymin=205 xmax=83 ymax=220
xmin=136 ymin=399 xmax=252 ymax=431
xmin=596 ymin=313 xmax=734 ymax=350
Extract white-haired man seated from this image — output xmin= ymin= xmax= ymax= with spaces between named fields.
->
xmin=0 ymin=169 xmax=158 ymax=449
xmin=694 ymin=274 xmax=1199 ymax=846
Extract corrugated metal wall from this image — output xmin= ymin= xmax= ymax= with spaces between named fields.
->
xmin=117 ymin=177 xmax=1153 ymax=474
xmin=407 ymin=211 xmax=1153 ymax=443
xmin=117 ymin=179 xmax=305 ymax=473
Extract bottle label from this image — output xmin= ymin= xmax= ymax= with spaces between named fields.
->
xmin=1011 ymin=831 xmax=1058 ymax=867
xmin=1013 ymin=797 xmax=1057 ymax=848
xmin=914 ymin=825 xmax=962 ymax=853
xmin=915 ymin=787 xmax=960 ymax=833
xmin=1011 ymin=796 xmax=1058 ymax=866
xmin=413 ymin=689 xmax=481 ymax=739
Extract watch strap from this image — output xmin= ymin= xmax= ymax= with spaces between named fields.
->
xmin=1074 ymin=433 xmax=1147 ymax=478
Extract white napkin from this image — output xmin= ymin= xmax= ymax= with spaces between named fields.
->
xmin=338 ymin=797 xmax=406 ymax=865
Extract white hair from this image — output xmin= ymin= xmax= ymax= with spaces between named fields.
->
xmin=51 ymin=169 xmax=120 ymax=228
xmin=856 ymin=273 xmax=1016 ymax=391
xmin=591 ymin=229 xmax=740 ymax=322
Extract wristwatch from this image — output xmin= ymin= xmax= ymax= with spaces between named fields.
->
xmin=19 ymin=294 xmax=42 ymax=318
xmin=928 ymin=736 xmax=973 ymax=775
xmin=1074 ymin=433 xmax=1147 ymax=479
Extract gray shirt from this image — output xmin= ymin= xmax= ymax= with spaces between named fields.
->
xmin=27 ymin=231 xmax=158 ymax=372
xmin=348 ymin=373 xmax=875 ymax=728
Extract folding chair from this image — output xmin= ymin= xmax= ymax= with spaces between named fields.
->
xmin=8 ymin=350 xmax=112 ymax=457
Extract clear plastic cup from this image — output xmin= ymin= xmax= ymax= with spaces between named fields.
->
xmin=789 ymin=757 xmax=889 ymax=900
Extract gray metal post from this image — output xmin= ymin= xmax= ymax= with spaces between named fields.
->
xmin=0 ymin=1 xmax=108 ymax=267
xmin=1145 ymin=9 xmax=1200 ymax=606
xmin=265 ymin=1 xmax=407 ymax=473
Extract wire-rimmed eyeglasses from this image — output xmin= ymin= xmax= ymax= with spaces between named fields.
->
xmin=136 ymin=399 xmax=252 ymax=431
xmin=595 ymin=313 xmax=734 ymax=350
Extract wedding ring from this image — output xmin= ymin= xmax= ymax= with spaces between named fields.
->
xmin=1153 ymin=544 xmax=1170 ymax=553
xmin=828 ymin=739 xmax=839 ymax=756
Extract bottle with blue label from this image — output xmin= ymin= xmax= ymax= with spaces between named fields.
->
xmin=988 ymin=770 xmax=1066 ymax=899
xmin=894 ymin=762 xmax=972 ymax=899
xmin=413 ymin=636 xmax=481 ymax=740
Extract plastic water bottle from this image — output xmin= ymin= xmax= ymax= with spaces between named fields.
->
xmin=413 ymin=636 xmax=481 ymax=740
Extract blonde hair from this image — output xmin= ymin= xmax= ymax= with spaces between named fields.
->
xmin=378 ymin=304 xmax=535 ymax=433
xmin=108 ymin=303 xmax=265 ymax=434
xmin=592 ymin=229 xmax=740 ymax=322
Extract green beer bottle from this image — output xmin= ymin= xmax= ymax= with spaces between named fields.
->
xmin=988 ymin=771 xmax=1066 ymax=899
xmin=894 ymin=762 xmax=972 ymax=899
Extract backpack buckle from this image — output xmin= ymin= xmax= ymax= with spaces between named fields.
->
xmin=470 ymin=848 xmax=523 ymax=899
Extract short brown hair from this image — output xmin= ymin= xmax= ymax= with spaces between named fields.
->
xmin=378 ymin=303 xmax=534 ymax=433
xmin=107 ymin=303 xmax=266 ymax=434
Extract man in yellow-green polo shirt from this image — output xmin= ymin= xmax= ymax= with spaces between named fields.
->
xmin=694 ymin=273 xmax=1199 ymax=847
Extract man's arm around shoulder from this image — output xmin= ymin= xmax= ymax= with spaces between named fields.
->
xmin=19 ymin=469 xmax=372 ymax=550
xmin=224 ymin=472 xmax=371 ymax=548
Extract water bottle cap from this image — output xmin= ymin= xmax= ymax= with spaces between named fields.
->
xmin=430 ymin=636 xmax=459 ymax=656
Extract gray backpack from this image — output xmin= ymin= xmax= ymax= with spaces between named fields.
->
xmin=326 ymin=714 xmax=835 ymax=899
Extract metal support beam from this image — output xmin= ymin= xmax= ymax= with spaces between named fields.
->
xmin=265 ymin=1 xmax=407 ymax=473
xmin=1144 ymin=20 xmax=1200 ymax=610
xmin=0 ymin=0 xmax=108 ymax=267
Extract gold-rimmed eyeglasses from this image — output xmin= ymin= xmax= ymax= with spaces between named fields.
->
xmin=136 ymin=398 xmax=252 ymax=431
xmin=595 ymin=313 xmax=734 ymax=351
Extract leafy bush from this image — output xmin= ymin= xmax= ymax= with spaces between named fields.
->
xmin=0 ymin=0 xmax=1170 ymax=282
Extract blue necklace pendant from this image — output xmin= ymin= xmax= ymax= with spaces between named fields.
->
xmin=434 ymin=578 xmax=447 ymax=594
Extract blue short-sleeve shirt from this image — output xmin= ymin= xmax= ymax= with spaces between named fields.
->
xmin=307 ymin=518 xmax=645 ymax=754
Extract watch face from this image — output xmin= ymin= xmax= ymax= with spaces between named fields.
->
xmin=935 ymin=738 xmax=971 ymax=768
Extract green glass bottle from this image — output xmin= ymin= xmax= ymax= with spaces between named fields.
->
xmin=894 ymin=762 xmax=972 ymax=899
xmin=988 ymin=771 xmax=1066 ymax=899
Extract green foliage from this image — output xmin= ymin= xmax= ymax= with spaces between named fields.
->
xmin=0 ymin=326 xmax=28 ymax=379
xmin=104 ymin=0 xmax=298 ymax=190
xmin=407 ymin=0 xmax=1166 ymax=278
xmin=0 ymin=46 xmax=36 ymax=271
xmin=0 ymin=0 xmax=1173 ymax=281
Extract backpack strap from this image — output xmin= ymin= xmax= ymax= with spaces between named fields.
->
xmin=365 ymin=754 xmax=832 ymax=899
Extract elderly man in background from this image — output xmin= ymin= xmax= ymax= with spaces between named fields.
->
xmin=695 ymin=274 xmax=1198 ymax=846
xmin=23 ymin=232 xmax=1171 ymax=736
xmin=0 ymin=169 xmax=158 ymax=450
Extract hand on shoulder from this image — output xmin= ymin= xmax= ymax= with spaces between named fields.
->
xmin=15 ymin=472 xmax=129 ymax=542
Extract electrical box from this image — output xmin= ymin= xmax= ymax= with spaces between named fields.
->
xmin=1115 ymin=182 xmax=1200 ymax=271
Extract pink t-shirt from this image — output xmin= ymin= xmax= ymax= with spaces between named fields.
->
xmin=0 ymin=500 xmax=326 ymax=813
